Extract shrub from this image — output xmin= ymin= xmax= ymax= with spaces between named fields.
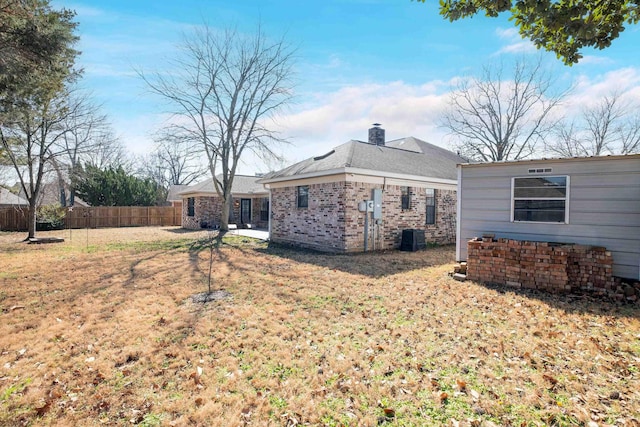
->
xmin=36 ymin=204 xmax=66 ymax=230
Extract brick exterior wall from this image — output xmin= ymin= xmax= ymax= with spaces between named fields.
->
xmin=269 ymin=181 xmax=457 ymax=252
xmin=182 ymin=196 xmax=223 ymax=229
xmin=378 ymin=185 xmax=457 ymax=249
xmin=270 ymin=182 xmax=348 ymax=251
xmin=466 ymin=238 xmax=616 ymax=293
xmin=182 ymin=195 xmax=268 ymax=229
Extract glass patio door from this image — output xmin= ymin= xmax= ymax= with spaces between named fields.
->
xmin=240 ymin=199 xmax=251 ymax=224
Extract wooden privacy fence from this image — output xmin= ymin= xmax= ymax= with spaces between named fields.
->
xmin=0 ymin=206 xmax=182 ymax=231
xmin=0 ymin=207 xmax=28 ymax=232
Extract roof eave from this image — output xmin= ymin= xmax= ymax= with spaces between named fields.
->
xmin=458 ymin=153 xmax=640 ymax=168
xmin=259 ymin=166 xmax=457 ymax=186
xmin=178 ymin=190 xmax=268 ymax=197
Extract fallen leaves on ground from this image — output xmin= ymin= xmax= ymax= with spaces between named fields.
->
xmin=0 ymin=227 xmax=638 ymax=426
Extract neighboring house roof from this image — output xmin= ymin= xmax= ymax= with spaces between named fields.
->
xmin=0 ymin=188 xmax=28 ymax=206
xmin=167 ymin=185 xmax=189 ymax=202
xmin=260 ymin=138 xmax=466 ymax=183
xmin=179 ymin=175 xmax=268 ymax=197
xmin=17 ymin=182 xmax=90 ymax=207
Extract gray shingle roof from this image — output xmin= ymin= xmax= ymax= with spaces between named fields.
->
xmin=17 ymin=182 xmax=90 ymax=207
xmin=0 ymin=188 xmax=28 ymax=206
xmin=261 ymin=138 xmax=465 ymax=182
xmin=166 ymin=185 xmax=189 ymax=202
xmin=179 ymin=175 xmax=268 ymax=196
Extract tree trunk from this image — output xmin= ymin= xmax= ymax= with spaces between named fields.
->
xmin=27 ymin=199 xmax=37 ymax=240
xmin=219 ymin=195 xmax=231 ymax=232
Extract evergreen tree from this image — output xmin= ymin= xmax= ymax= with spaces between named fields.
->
xmin=75 ymin=164 xmax=166 ymax=206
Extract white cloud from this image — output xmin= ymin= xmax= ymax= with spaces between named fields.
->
xmin=82 ymin=63 xmax=138 ymax=78
xmin=495 ymin=27 xmax=519 ymax=40
xmin=573 ymin=68 xmax=640 ymax=99
xmin=115 ymin=64 xmax=640 ymax=175
xmin=552 ymin=67 xmax=640 ymax=120
xmin=494 ymin=26 xmax=537 ymax=56
xmin=495 ymin=41 xmax=537 ymax=55
xmin=576 ymin=55 xmax=614 ymax=66
xmin=271 ymin=80 xmax=453 ymax=167
xmin=270 ymin=66 xmax=640 ymax=172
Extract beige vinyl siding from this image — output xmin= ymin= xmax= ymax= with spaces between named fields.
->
xmin=457 ymin=155 xmax=640 ymax=280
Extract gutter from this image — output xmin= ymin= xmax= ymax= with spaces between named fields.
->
xmin=258 ymin=167 xmax=457 ymax=186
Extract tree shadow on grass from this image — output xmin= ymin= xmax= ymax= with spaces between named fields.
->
xmin=472 ymin=280 xmax=640 ymax=319
xmin=162 ymin=227 xmax=207 ymax=235
xmin=254 ymin=242 xmax=456 ymax=278
xmin=186 ymin=231 xmax=254 ymax=302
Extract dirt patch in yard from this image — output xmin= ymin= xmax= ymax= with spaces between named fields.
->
xmin=0 ymin=227 xmax=638 ymax=426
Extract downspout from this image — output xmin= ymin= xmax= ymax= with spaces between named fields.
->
xmin=268 ymin=185 xmax=272 ymax=240
xmin=455 ymin=165 xmax=462 ymax=262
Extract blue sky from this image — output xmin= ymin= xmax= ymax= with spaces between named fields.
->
xmin=55 ymin=0 xmax=640 ymax=174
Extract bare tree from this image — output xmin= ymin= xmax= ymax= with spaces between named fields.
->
xmin=547 ymin=121 xmax=585 ymax=158
xmin=1 ymin=91 xmax=79 ymax=238
xmin=619 ymin=114 xmax=640 ymax=154
xmin=547 ymin=92 xmax=640 ymax=157
xmin=141 ymin=126 xmax=208 ymax=188
xmin=57 ymin=90 xmax=116 ymax=205
xmin=140 ymin=24 xmax=294 ymax=231
xmin=85 ymin=131 xmax=129 ymax=170
xmin=442 ymin=58 xmax=567 ymax=162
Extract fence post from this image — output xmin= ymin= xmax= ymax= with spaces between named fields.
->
xmin=0 ymin=206 xmax=183 ymax=230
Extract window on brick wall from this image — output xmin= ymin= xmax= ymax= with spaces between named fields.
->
xmin=426 ymin=189 xmax=436 ymax=225
xmin=187 ymin=197 xmax=195 ymax=217
xmin=297 ymin=185 xmax=308 ymax=208
xmin=512 ymin=176 xmax=569 ymax=223
xmin=260 ymin=197 xmax=269 ymax=221
xmin=401 ymin=186 xmax=411 ymax=210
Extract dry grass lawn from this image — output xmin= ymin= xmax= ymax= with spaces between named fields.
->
xmin=0 ymin=227 xmax=638 ymax=427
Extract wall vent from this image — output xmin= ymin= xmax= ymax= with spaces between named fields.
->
xmin=528 ymin=168 xmax=552 ymax=174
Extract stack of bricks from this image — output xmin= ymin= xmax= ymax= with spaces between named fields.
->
xmin=467 ymin=237 xmax=615 ymax=294
xmin=566 ymin=245 xmax=615 ymax=293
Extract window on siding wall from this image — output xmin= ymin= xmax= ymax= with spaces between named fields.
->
xmin=297 ymin=185 xmax=309 ymax=208
xmin=512 ymin=176 xmax=568 ymax=223
xmin=401 ymin=186 xmax=411 ymax=210
xmin=187 ymin=197 xmax=195 ymax=217
xmin=426 ymin=189 xmax=436 ymax=225
xmin=260 ymin=197 xmax=269 ymax=221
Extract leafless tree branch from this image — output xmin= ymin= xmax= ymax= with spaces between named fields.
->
xmin=139 ymin=23 xmax=295 ymax=230
xmin=441 ymin=57 xmax=568 ymax=162
xmin=546 ymin=91 xmax=640 ymax=157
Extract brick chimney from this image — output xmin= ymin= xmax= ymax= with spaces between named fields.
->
xmin=368 ymin=123 xmax=385 ymax=146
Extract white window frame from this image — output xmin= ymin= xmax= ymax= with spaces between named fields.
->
xmin=510 ymin=175 xmax=570 ymax=224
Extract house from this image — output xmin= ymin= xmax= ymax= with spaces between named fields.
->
xmin=166 ymin=185 xmax=189 ymax=208
xmin=258 ymin=125 xmax=465 ymax=252
xmin=17 ymin=181 xmax=90 ymax=208
xmin=456 ymin=154 xmax=640 ymax=280
xmin=180 ymin=175 xmax=269 ymax=229
xmin=0 ymin=188 xmax=28 ymax=208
